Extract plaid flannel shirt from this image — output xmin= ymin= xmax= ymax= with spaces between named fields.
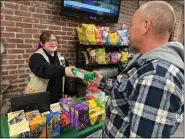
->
xmin=99 ymin=58 xmax=184 ymax=138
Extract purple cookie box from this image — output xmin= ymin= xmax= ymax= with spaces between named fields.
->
xmin=74 ymin=103 xmax=89 ymax=131
xmin=70 ymin=102 xmax=84 ymax=128
xmin=59 ymin=98 xmax=75 ymax=117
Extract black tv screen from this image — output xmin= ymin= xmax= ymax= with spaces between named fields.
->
xmin=61 ymin=0 xmax=121 ymax=23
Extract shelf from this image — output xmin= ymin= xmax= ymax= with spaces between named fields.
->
xmin=76 ymin=62 xmax=127 ymax=68
xmin=76 ymin=43 xmax=129 ymax=48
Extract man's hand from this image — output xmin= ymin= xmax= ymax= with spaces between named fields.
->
xmin=89 ymin=71 xmax=103 ymax=87
xmin=65 ymin=66 xmax=77 ymax=77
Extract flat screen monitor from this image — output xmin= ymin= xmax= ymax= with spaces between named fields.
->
xmin=11 ymin=92 xmax=50 ymax=113
xmin=61 ymin=0 xmax=121 ymax=23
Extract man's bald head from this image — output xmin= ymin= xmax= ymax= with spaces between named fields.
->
xmin=139 ymin=1 xmax=176 ymax=35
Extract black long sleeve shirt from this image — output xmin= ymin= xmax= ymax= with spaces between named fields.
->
xmin=29 ymin=48 xmax=69 ymax=103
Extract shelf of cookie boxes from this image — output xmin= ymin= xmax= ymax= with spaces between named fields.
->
xmin=5 ymin=94 xmax=108 ymax=138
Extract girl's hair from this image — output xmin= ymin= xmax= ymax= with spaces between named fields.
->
xmin=37 ymin=31 xmax=58 ymax=49
xmin=37 ymin=43 xmax=43 ymax=49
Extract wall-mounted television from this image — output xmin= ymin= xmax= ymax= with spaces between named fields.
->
xmin=61 ymin=0 xmax=121 ymax=23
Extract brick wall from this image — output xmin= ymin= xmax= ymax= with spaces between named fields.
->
xmin=170 ymin=2 xmax=184 ymax=42
xmin=0 ymin=1 xmax=138 ymax=98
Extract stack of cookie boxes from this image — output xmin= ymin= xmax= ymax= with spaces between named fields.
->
xmin=84 ymin=99 xmax=105 ymax=126
xmin=59 ymin=98 xmax=105 ymax=131
xmin=8 ymin=109 xmax=60 ymax=138
xmin=8 ymin=98 xmax=105 ymax=138
xmin=59 ymin=98 xmax=90 ymax=131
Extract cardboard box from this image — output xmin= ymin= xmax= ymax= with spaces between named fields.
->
xmin=89 ymin=107 xmax=101 ymax=115
xmin=26 ymin=110 xmax=41 ymax=122
xmin=9 ymin=126 xmax=30 ymax=138
xmin=9 ymin=119 xmax=29 ymax=130
xmin=29 ymin=117 xmax=46 ymax=138
xmin=83 ymin=99 xmax=97 ymax=110
xmin=59 ymin=98 xmax=75 ymax=116
xmin=89 ymin=109 xmax=105 ymax=125
xmin=41 ymin=111 xmax=50 ymax=117
xmin=70 ymin=102 xmax=84 ymax=128
xmin=50 ymin=103 xmax=61 ymax=113
xmin=74 ymin=103 xmax=89 ymax=131
xmin=8 ymin=110 xmax=26 ymax=126
xmin=45 ymin=112 xmax=60 ymax=138
xmin=60 ymin=113 xmax=70 ymax=128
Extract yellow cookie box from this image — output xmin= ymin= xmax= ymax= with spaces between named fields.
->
xmin=50 ymin=102 xmax=61 ymax=113
xmin=8 ymin=110 xmax=29 ymax=130
xmin=29 ymin=117 xmax=46 ymax=138
xmin=89 ymin=107 xmax=101 ymax=115
xmin=84 ymin=99 xmax=97 ymax=110
xmin=9 ymin=126 xmax=30 ymax=138
xmin=9 ymin=119 xmax=29 ymax=130
xmin=89 ymin=109 xmax=105 ymax=125
xmin=8 ymin=110 xmax=26 ymax=126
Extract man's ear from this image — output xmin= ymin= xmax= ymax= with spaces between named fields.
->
xmin=142 ymin=19 xmax=152 ymax=35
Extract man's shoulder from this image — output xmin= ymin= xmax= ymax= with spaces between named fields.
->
xmin=128 ymin=59 xmax=182 ymax=76
xmin=127 ymin=58 xmax=158 ymax=77
xmin=131 ymin=59 xmax=183 ymax=83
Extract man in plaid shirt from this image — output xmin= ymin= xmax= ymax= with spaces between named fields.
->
xmin=90 ymin=1 xmax=184 ymax=138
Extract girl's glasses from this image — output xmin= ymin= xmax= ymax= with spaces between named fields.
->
xmin=47 ymin=39 xmax=57 ymax=43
